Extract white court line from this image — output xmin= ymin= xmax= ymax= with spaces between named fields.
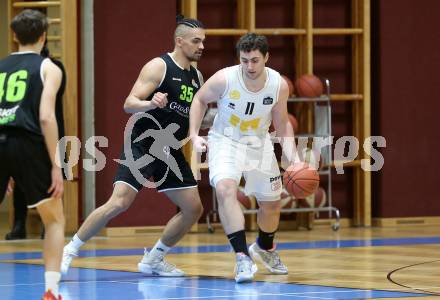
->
xmin=1 ymin=277 xmax=437 ymax=299
xmin=0 ymin=238 xmax=43 ymax=243
xmin=0 ymin=282 xmax=45 ymax=287
xmin=0 ymin=236 xmax=110 ymax=244
xmin=0 ymin=279 xmax=357 ymax=299
xmin=2 ymin=279 xmax=437 ymax=293
xmin=135 ymin=295 xmax=334 ymax=300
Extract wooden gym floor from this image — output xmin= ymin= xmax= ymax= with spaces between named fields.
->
xmin=1 ymin=222 xmax=440 ymax=299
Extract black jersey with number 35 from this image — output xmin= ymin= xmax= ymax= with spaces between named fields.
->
xmin=135 ymin=53 xmax=202 ymax=141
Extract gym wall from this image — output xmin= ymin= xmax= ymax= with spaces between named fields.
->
xmin=93 ymin=1 xmax=178 ymax=226
xmin=372 ymin=0 xmax=440 ymax=218
xmin=91 ymin=0 xmax=440 ymax=227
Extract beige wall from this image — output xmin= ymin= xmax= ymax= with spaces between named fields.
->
xmin=0 ymin=0 xmax=8 ymax=58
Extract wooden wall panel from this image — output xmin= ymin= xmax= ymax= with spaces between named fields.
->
xmin=93 ymin=1 xmax=178 ymax=226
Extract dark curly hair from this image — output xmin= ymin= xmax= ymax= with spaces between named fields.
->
xmin=236 ymin=33 xmax=269 ymax=56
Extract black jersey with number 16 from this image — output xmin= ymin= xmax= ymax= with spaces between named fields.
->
xmin=0 ymin=53 xmax=47 ymax=135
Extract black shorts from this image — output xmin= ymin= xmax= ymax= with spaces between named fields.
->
xmin=0 ymin=129 xmax=52 ymax=208
xmin=113 ymin=140 xmax=197 ymax=192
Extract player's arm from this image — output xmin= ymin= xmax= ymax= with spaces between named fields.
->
xmin=196 ymin=69 xmax=217 ymax=129
xmin=123 ymin=58 xmax=167 ymax=113
xmin=189 ymin=69 xmax=226 ymax=138
xmin=40 ymin=59 xmax=63 ymax=198
xmin=271 ymin=77 xmax=297 ymax=167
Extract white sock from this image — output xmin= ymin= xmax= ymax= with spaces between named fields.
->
xmin=45 ymin=271 xmax=61 ymax=297
xmin=67 ymin=234 xmax=84 ymax=251
xmin=149 ymin=240 xmax=171 ymax=258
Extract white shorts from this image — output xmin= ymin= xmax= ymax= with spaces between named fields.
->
xmin=208 ymin=131 xmax=282 ymax=201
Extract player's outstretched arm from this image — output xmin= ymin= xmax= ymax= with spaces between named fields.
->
xmin=123 ymin=58 xmax=167 ymax=114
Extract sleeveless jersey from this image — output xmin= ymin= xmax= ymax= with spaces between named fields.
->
xmin=0 ymin=52 xmax=49 ymax=136
xmin=134 ymin=53 xmax=202 ymax=141
xmin=211 ymin=65 xmax=281 ymax=143
xmin=52 ymin=58 xmax=66 ymax=139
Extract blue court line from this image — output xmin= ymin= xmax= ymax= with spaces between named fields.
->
xmin=0 ymin=263 xmax=428 ymax=299
xmin=1 ymin=236 xmax=440 ymax=261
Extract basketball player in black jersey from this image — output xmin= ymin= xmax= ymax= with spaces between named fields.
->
xmin=0 ymin=10 xmax=65 ymax=300
xmin=5 ymin=43 xmax=66 ymax=242
xmin=62 ymin=17 xmax=206 ymax=277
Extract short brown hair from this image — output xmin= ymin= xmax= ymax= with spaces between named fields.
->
xmin=236 ymin=33 xmax=269 ymax=56
xmin=10 ymin=9 xmax=48 ymax=45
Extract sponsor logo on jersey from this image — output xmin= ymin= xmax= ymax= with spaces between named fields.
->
xmin=229 ymin=114 xmax=261 ymax=132
xmin=191 ymin=79 xmax=199 ymax=88
xmin=172 ymin=77 xmax=182 ymax=81
xmin=271 ymin=180 xmax=281 ymax=191
xmin=228 ymin=102 xmax=235 ymax=109
xmin=270 ymin=175 xmax=282 ymax=182
xmin=0 ymin=105 xmax=19 ymax=125
xmin=270 ymin=175 xmax=282 ymax=191
xmin=229 ymin=90 xmax=240 ymax=100
xmin=170 ymin=101 xmax=190 ymax=116
xmin=263 ymin=96 xmax=274 ymax=105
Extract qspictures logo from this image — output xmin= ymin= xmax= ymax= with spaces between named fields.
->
xmin=55 ymin=113 xmax=386 ymax=189
xmin=114 ymin=112 xmax=191 ymax=188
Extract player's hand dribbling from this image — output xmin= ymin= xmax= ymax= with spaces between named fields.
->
xmin=192 ymin=135 xmax=208 ymax=153
xmin=150 ymin=92 xmax=168 ymax=109
xmin=48 ymin=166 xmax=64 ymax=199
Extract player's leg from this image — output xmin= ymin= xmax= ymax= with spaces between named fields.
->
xmin=10 ymin=132 xmax=65 ymax=299
xmin=215 ymin=179 xmax=244 ymax=234
xmin=138 ymin=186 xmax=202 ymax=276
xmin=77 ymin=183 xmax=137 ymax=241
xmin=245 ymin=149 xmax=288 ymax=274
xmin=250 ymin=199 xmax=288 ymax=274
xmin=35 ymin=197 xmax=65 ymax=297
xmin=61 ymin=182 xmax=137 ymax=274
xmin=161 ymin=187 xmax=203 ymax=246
xmin=138 ymin=150 xmax=202 ymax=276
xmin=216 ymin=178 xmax=258 ymax=283
xmin=6 ymin=186 xmax=28 ymax=240
xmin=0 ymin=132 xmax=10 ymax=205
xmin=62 ymin=142 xmax=146 ymax=275
xmin=208 ymin=132 xmax=257 ymax=283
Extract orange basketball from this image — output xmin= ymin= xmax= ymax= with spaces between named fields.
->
xmin=283 ymin=163 xmax=320 ymax=199
xmin=295 ymin=74 xmax=324 ymax=97
xmin=281 ymin=75 xmax=294 ymax=97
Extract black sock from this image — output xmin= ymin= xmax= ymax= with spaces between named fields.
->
xmin=257 ymin=228 xmax=276 ymax=250
xmin=227 ymin=230 xmax=249 ymax=256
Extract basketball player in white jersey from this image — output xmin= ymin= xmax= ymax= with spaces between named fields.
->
xmin=189 ymin=33 xmax=296 ymax=283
